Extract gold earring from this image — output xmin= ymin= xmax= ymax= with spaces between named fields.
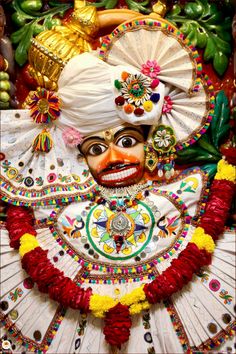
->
xmin=144 ymin=145 xmax=158 ymax=172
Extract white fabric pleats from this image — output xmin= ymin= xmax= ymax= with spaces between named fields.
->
xmin=1 ymin=226 xmax=235 ymax=353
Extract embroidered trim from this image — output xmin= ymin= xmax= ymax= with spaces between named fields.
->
xmin=99 ymin=19 xmax=202 ymax=93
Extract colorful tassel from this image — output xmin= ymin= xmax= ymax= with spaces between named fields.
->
xmin=32 ymin=129 xmax=53 ymax=153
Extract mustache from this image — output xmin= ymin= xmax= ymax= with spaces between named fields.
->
xmin=99 ymin=162 xmax=139 ymax=174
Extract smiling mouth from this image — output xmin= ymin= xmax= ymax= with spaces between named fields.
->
xmin=99 ymin=164 xmax=140 ymax=182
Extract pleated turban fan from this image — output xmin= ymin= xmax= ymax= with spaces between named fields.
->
xmin=0 ymin=18 xmax=214 ymax=206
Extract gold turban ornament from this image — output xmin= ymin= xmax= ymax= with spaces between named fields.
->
xmin=28 ymin=0 xmax=99 ymax=90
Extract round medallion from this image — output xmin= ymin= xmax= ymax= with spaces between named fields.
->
xmin=9 ymin=309 xmax=18 ymax=320
xmin=24 ymin=176 xmax=34 ymax=187
xmin=33 ymin=330 xmax=42 ymax=341
xmin=86 ymin=200 xmax=154 ymax=260
xmin=6 ymin=167 xmax=18 ymax=179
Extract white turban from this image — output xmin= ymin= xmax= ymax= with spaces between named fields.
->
xmin=58 ymin=52 xmax=165 ymax=135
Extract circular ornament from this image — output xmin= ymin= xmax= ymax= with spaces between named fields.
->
xmin=24 ymin=176 xmax=34 ymax=187
xmin=86 ymin=200 xmax=155 ymax=260
xmin=152 ymin=125 xmax=176 ymax=153
xmin=47 ymin=173 xmax=57 ymax=183
xmin=6 ymin=167 xmax=18 ymax=179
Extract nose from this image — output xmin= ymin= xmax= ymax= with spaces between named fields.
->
xmin=105 ymin=144 xmax=124 ymax=166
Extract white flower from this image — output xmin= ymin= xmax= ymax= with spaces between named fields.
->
xmin=154 ymin=130 xmax=171 ymax=147
xmin=120 ymin=74 xmax=152 ymax=107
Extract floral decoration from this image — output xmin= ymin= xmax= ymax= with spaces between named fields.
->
xmin=62 ymin=127 xmax=83 ymax=148
xmin=162 ymin=95 xmax=173 ymax=113
xmin=27 ymin=88 xmax=61 ymax=124
xmin=219 ymin=290 xmax=233 ymax=305
xmin=5 ymin=158 xmax=235 ymax=350
xmin=103 ymin=303 xmax=132 ymax=349
xmin=141 ymin=60 xmax=161 ymax=79
xmin=120 ymin=73 xmax=152 ymax=106
xmin=8 ymin=287 xmax=23 ymax=302
xmin=152 ymin=125 xmax=176 ymax=153
xmin=114 ymin=71 xmax=160 ymax=117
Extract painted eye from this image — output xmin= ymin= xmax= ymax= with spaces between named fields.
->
xmin=116 ymin=137 xmax=137 ymax=148
xmin=88 ymin=144 xmax=107 ymax=156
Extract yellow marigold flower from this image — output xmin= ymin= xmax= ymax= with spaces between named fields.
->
xmin=129 ymin=303 xmax=142 ymax=315
xmin=19 ymin=233 xmax=39 ymax=258
xmin=129 ymin=301 xmax=151 ymax=315
xmin=89 ymin=294 xmax=118 ymax=318
xmin=120 ymin=286 xmax=146 ymax=306
xmin=215 ymin=159 xmax=236 ymax=183
xmin=191 ymin=227 xmax=215 ymax=253
xmin=143 ymin=100 xmax=153 ymax=112
xmin=142 ymin=301 xmax=151 ymax=310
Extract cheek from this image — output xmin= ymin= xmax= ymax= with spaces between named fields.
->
xmin=86 ymin=155 xmax=105 ymax=176
xmin=122 ymin=144 xmax=145 ymax=164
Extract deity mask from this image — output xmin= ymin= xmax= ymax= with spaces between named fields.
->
xmin=80 ymin=125 xmax=146 ymax=187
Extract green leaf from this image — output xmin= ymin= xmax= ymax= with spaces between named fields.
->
xmin=186 ymin=29 xmax=198 ymax=46
xmin=170 ymin=4 xmax=181 ymax=16
xmin=210 ymin=90 xmax=230 ymax=149
xmin=213 ymin=51 xmax=228 ymax=76
xmin=197 ymin=134 xmax=221 ymax=157
xmin=105 ymin=0 xmax=118 ymax=9
xmin=166 ymin=0 xmax=233 ymax=75
xmin=203 ymin=37 xmax=215 ymax=61
xmin=10 ymin=26 xmax=26 ymax=43
xmin=15 ymin=25 xmax=34 ymax=66
xmin=176 ymin=146 xmax=219 ymax=163
xmin=184 ymin=2 xmax=204 ymax=19
xmin=126 ymin=0 xmax=151 ymax=13
xmin=196 ymin=28 xmax=207 ymax=48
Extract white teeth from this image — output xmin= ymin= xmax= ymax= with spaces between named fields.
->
xmin=101 ymin=167 xmax=137 ymax=181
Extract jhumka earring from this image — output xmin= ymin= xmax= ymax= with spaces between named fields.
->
xmin=144 ymin=145 xmax=158 ymax=172
xmin=151 ymin=124 xmax=176 ymax=179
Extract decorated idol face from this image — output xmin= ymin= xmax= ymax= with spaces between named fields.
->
xmin=80 ymin=124 xmax=145 ymax=187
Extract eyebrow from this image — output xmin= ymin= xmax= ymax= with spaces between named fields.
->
xmin=81 ymin=136 xmax=106 ymax=144
xmin=114 ymin=127 xmax=143 ymax=138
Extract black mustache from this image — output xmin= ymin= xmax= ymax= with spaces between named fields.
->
xmin=100 ymin=163 xmax=139 ymax=174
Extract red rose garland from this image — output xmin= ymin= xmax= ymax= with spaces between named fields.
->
xmin=199 ymin=179 xmax=235 ymax=240
xmin=21 ymin=247 xmax=92 ymax=311
xmin=103 ymin=303 xmax=132 ymax=349
xmin=143 ymin=243 xmax=211 ymax=303
xmin=5 ymin=159 xmax=235 ymax=350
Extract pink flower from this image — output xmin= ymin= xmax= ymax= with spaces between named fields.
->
xmin=162 ymin=95 xmax=173 ymax=114
xmin=62 ymin=127 xmax=83 ymax=148
xmin=141 ymin=60 xmax=161 ymax=79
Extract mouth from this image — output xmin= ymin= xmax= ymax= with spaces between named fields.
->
xmin=99 ymin=164 xmax=141 ymax=183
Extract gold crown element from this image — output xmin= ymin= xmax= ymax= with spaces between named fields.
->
xmin=28 ymin=1 xmax=99 ymax=90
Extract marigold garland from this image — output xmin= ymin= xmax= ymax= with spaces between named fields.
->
xmin=191 ymin=227 xmax=215 ymax=253
xmin=19 ymin=233 xmax=39 ymax=257
xmin=5 ymin=158 xmax=235 ymax=350
xmin=215 ymin=159 xmax=236 ymax=182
